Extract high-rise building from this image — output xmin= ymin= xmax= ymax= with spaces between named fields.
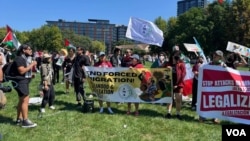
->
xmin=47 ymin=19 xmax=122 ymax=53
xmin=177 ymin=0 xmax=208 ymax=16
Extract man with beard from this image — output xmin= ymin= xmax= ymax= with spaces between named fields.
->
xmin=73 ymin=47 xmax=90 ymax=107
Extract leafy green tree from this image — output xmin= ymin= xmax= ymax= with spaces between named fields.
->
xmin=92 ymin=40 xmax=105 ymax=53
xmin=29 ymin=25 xmax=63 ymax=51
xmin=150 ymin=16 xmax=168 ymax=54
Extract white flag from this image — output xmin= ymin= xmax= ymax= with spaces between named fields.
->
xmin=126 ymin=17 xmax=164 ymax=47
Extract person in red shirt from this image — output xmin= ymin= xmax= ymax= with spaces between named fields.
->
xmin=94 ymin=52 xmax=114 ymax=114
xmin=164 ymin=50 xmax=186 ymax=120
xmin=127 ymin=54 xmax=144 ymax=116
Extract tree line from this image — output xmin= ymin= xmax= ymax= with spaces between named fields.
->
xmin=0 ymin=0 xmax=249 ymax=57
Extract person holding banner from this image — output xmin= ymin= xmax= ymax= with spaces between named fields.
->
xmin=225 ymin=52 xmax=247 ymax=69
xmin=191 ymin=56 xmax=204 ymax=110
xmin=199 ymin=50 xmax=225 ymax=124
xmin=62 ymin=48 xmax=75 ymax=94
xmin=94 ymin=52 xmax=114 ymax=114
xmin=127 ymin=54 xmax=144 ymax=116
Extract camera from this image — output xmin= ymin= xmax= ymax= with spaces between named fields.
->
xmin=0 ymin=86 xmax=12 ymax=93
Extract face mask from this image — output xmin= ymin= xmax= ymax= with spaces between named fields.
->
xmin=159 ymin=56 xmax=165 ymax=61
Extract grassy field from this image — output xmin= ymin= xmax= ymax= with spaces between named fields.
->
xmin=0 ymin=61 xmax=241 ymax=141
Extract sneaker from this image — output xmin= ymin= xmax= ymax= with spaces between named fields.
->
xmin=40 ymin=108 xmax=45 ymax=113
xmin=15 ymin=118 xmax=23 ymax=126
xmin=49 ymin=106 xmax=55 ymax=110
xmin=164 ymin=113 xmax=172 ymax=119
xmin=22 ymin=119 xmax=37 ymax=128
xmin=99 ymin=107 xmax=104 ymax=113
xmin=213 ymin=118 xmax=220 ymax=124
xmin=126 ymin=111 xmax=131 ymax=115
xmin=108 ymin=108 xmax=114 ymax=114
xmin=176 ymin=114 xmax=182 ymax=120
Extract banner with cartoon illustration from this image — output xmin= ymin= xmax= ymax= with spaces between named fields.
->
xmin=197 ymin=65 xmax=250 ymax=125
xmin=84 ymin=67 xmax=173 ymax=103
xmin=226 ymin=41 xmax=250 ymax=58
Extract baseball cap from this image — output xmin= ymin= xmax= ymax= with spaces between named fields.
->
xmin=130 ymin=54 xmax=140 ymax=60
xmin=99 ymin=52 xmax=105 ymax=57
xmin=215 ymin=50 xmax=223 ymax=57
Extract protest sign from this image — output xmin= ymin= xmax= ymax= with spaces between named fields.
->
xmin=197 ymin=65 xmax=250 ymax=125
xmin=226 ymin=41 xmax=250 ymax=58
xmin=84 ymin=67 xmax=173 ymax=103
xmin=183 ymin=43 xmax=201 ymax=52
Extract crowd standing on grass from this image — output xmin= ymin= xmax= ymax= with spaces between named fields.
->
xmin=2 ymin=39 xmax=250 ymax=129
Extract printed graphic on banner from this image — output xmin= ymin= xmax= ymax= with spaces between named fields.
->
xmin=197 ymin=65 xmax=250 ymax=125
xmin=84 ymin=67 xmax=172 ymax=103
xmin=226 ymin=41 xmax=250 ymax=58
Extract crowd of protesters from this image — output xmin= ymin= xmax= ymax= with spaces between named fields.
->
xmin=0 ymin=42 xmax=249 ymax=128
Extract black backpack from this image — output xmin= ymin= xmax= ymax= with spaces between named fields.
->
xmin=2 ymin=62 xmax=15 ymax=82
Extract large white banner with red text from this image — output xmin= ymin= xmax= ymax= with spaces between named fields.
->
xmin=197 ymin=65 xmax=250 ymax=125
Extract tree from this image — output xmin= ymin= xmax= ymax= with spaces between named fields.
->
xmin=29 ymin=25 xmax=63 ymax=51
xmin=92 ymin=40 xmax=105 ymax=53
xmin=150 ymin=16 xmax=168 ymax=54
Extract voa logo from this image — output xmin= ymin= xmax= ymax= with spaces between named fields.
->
xmin=226 ymin=129 xmax=246 ymax=136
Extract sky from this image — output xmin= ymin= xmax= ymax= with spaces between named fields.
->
xmin=0 ymin=0 xmax=180 ymax=32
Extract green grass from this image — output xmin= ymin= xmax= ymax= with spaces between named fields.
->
xmin=0 ymin=61 xmax=232 ymax=141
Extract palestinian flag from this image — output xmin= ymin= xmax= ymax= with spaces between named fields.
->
xmin=1 ymin=25 xmax=21 ymax=49
xmin=1 ymin=32 xmax=13 ymax=47
xmin=64 ymin=39 xmax=76 ymax=50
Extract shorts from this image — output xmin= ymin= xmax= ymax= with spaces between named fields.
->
xmin=14 ymin=83 xmax=29 ymax=97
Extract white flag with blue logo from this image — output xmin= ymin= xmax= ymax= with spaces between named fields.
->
xmin=126 ymin=17 xmax=164 ymax=47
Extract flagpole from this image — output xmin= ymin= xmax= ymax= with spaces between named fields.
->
xmin=0 ymin=32 xmax=10 ymax=45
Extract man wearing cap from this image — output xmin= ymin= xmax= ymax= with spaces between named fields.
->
xmin=73 ymin=47 xmax=90 ymax=107
xmin=199 ymin=50 xmax=225 ymax=124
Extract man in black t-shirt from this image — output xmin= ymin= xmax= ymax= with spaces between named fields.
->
xmin=12 ymin=44 xmax=37 ymax=128
xmin=73 ymin=46 xmax=90 ymax=107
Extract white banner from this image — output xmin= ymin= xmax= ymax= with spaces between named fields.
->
xmin=84 ymin=67 xmax=173 ymax=103
xmin=198 ymin=65 xmax=250 ymax=125
xmin=126 ymin=17 xmax=164 ymax=47
xmin=226 ymin=41 xmax=250 ymax=58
